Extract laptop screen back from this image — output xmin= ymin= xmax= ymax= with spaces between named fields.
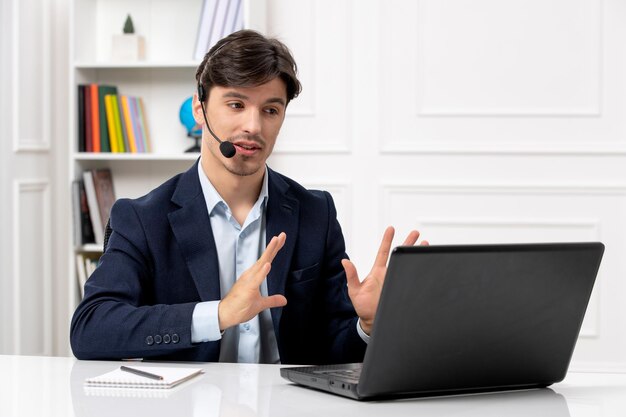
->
xmin=357 ymin=243 xmax=604 ymax=398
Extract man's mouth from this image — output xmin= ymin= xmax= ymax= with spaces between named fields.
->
xmin=232 ymin=140 xmax=262 ymax=156
xmin=235 ymin=144 xmax=258 ymax=150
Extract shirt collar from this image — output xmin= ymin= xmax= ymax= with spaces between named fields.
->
xmin=197 ymin=159 xmax=269 ymax=217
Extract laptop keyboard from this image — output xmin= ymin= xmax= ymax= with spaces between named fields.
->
xmin=312 ymin=366 xmax=362 ymax=384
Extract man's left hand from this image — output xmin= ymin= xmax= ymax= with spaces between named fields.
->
xmin=341 ymin=226 xmax=428 ymax=335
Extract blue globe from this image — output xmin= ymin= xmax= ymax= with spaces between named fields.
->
xmin=179 ymin=97 xmax=201 ymax=137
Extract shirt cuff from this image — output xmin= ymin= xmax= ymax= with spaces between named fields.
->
xmin=356 ymin=318 xmax=371 ymax=344
xmin=191 ymin=301 xmax=223 ymax=343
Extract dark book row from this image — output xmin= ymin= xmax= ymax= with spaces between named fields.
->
xmin=77 ymin=84 xmax=151 ymax=154
xmin=72 ymin=168 xmax=116 ymax=247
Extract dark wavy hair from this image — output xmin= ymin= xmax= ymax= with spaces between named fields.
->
xmin=196 ymin=30 xmax=302 ymax=104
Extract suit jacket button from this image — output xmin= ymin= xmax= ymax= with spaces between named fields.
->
xmin=163 ymin=334 xmax=171 ymax=344
xmin=154 ymin=335 xmax=163 ymax=344
xmin=172 ymin=334 xmax=180 ymax=344
xmin=146 ymin=336 xmax=154 ymax=346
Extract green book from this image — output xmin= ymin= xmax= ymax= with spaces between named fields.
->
xmin=97 ymin=85 xmax=118 ymax=152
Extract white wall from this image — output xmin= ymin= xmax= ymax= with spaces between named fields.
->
xmin=266 ymin=0 xmax=626 ymax=371
xmin=1 ymin=0 xmax=624 ymax=370
xmin=0 ymin=0 xmax=70 ymax=357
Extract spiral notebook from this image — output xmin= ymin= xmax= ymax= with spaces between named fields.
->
xmin=85 ymin=366 xmax=203 ymax=389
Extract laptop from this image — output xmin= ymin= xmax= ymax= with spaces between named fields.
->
xmin=281 ymin=242 xmax=605 ymax=400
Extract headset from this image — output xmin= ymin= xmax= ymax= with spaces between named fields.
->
xmin=197 ymin=44 xmax=236 ymax=158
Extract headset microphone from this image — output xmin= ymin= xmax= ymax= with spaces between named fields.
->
xmin=197 ymin=84 xmax=236 ymax=158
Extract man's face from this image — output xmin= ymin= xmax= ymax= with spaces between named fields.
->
xmin=196 ymin=77 xmax=288 ymax=177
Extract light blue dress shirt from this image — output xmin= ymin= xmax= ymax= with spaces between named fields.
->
xmin=191 ymin=162 xmax=279 ymax=363
xmin=190 ymin=161 xmax=370 ymax=363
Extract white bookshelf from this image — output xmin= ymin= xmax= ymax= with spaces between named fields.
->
xmin=68 ymin=0 xmax=266 ymax=307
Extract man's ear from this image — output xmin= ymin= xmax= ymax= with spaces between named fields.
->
xmin=192 ymin=93 xmax=205 ymax=126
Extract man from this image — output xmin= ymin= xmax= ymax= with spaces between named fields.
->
xmin=70 ymin=30 xmax=425 ymax=364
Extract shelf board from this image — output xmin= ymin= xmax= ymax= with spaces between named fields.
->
xmin=77 ymin=244 xmax=103 ymax=253
xmin=74 ymin=61 xmax=200 ymax=69
xmin=73 ymin=152 xmax=200 ymax=161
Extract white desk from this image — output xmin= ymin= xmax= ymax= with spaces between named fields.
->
xmin=1 ymin=355 xmax=625 ymax=417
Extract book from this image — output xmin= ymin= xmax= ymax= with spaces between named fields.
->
xmin=83 ymin=386 xmax=176 ymax=398
xmin=91 ymin=168 xmax=116 ymax=233
xmin=116 ymin=95 xmax=130 ymax=152
xmin=85 ymin=366 xmax=203 ymax=389
xmin=84 ymin=85 xmax=93 ymax=152
xmin=90 ymin=84 xmax=101 ymax=152
xmin=223 ymin=0 xmax=242 ymax=36
xmin=75 ymin=253 xmax=88 ymax=298
xmin=97 ymin=85 xmax=118 ymax=152
xmin=76 ymin=252 xmax=101 ymax=298
xmin=128 ymin=97 xmax=144 ymax=153
xmin=83 ymin=170 xmax=104 ymax=245
xmin=77 ymin=85 xmax=86 ymax=152
xmin=137 ymin=97 xmax=151 ymax=152
xmin=104 ymin=95 xmax=119 ymax=153
xmin=110 ymin=95 xmax=126 ymax=152
xmin=72 ymin=180 xmax=82 ymax=246
xmin=233 ymin=0 xmax=244 ymax=32
xmin=112 ymin=95 xmax=129 ymax=152
xmin=72 ymin=179 xmax=95 ymax=245
xmin=193 ymin=0 xmax=219 ymax=60
xmin=208 ymin=0 xmax=230 ymax=52
xmin=120 ymin=96 xmax=138 ymax=153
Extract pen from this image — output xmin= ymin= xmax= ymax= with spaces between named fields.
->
xmin=120 ymin=365 xmax=164 ymax=381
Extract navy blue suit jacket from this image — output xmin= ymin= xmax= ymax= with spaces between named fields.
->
xmin=70 ymin=161 xmax=367 ymax=364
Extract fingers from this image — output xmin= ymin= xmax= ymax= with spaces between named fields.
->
xmin=402 ymin=230 xmax=420 ymax=246
xmin=373 ymin=226 xmax=395 ymax=268
xmin=259 ymin=294 xmax=287 ymax=310
xmin=259 ymin=232 xmax=286 ymax=265
xmin=342 ymin=259 xmax=361 ymax=289
xmin=420 ymin=240 xmax=429 ymax=246
xmin=245 ymin=233 xmax=286 ymax=284
xmin=373 ymin=227 xmax=426 ymax=269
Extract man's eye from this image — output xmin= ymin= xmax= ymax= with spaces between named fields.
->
xmin=265 ymin=108 xmax=279 ymax=115
xmin=228 ymin=102 xmax=243 ymax=109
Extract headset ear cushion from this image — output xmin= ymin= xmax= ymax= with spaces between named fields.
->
xmin=197 ymin=84 xmax=206 ymax=102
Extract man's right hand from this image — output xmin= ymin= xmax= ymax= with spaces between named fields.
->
xmin=217 ymin=232 xmax=288 ymax=331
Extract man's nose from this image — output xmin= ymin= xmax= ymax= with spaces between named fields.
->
xmin=242 ymin=110 xmax=262 ymax=135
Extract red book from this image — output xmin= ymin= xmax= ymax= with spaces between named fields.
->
xmin=90 ymin=84 xmax=101 ymax=152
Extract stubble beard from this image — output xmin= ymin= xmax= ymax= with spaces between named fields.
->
xmin=216 ymin=134 xmax=267 ymax=177
xmin=223 ymin=156 xmax=263 ymax=177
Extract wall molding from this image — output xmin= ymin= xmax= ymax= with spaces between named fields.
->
xmin=12 ymin=179 xmax=52 ymax=355
xmin=12 ymin=0 xmax=51 ymax=153
xmin=271 ymin=0 xmax=353 ymax=154
xmin=414 ymin=216 xmax=602 ymax=339
xmin=414 ymin=0 xmax=603 ymax=117
xmin=379 ymin=181 xmax=626 ymax=344
xmin=380 ymin=181 xmax=626 ymax=195
xmin=379 ymin=0 xmax=610 ymax=155
xmin=380 ymin=141 xmax=626 ymax=156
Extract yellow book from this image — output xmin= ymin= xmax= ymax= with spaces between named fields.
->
xmin=120 ymin=96 xmax=137 ymax=153
xmin=104 ymin=95 xmax=119 ymax=153
xmin=110 ymin=95 xmax=125 ymax=153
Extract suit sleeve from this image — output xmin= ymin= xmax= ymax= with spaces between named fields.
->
xmin=70 ymin=199 xmax=197 ymax=360
xmin=320 ymin=191 xmax=368 ymax=363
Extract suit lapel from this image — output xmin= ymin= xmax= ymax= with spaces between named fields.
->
xmin=167 ymin=164 xmax=299 ymax=340
xmin=168 ymin=160 xmax=221 ymax=302
xmin=265 ymin=168 xmax=299 ymax=339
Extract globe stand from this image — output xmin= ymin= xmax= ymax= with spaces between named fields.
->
xmin=185 ymin=132 xmax=201 ymax=153
xmin=180 ymin=96 xmax=202 ymax=153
